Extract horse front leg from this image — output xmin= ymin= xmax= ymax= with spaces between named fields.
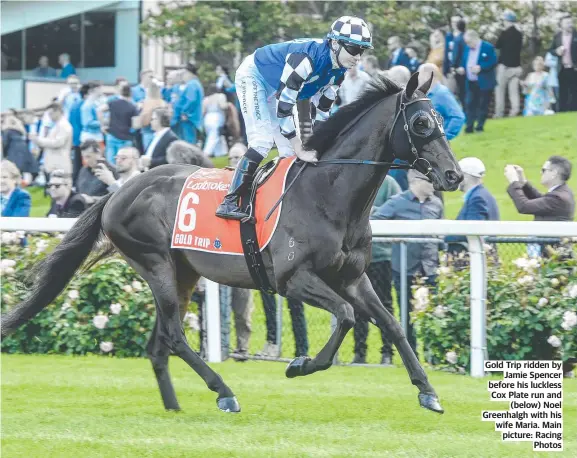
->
xmin=340 ymin=273 xmax=444 ymax=414
xmin=283 ymin=269 xmax=355 ymax=378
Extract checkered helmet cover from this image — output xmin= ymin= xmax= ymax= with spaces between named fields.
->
xmin=327 ymin=16 xmax=373 ymax=49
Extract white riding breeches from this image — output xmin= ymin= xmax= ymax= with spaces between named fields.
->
xmin=235 ymin=54 xmax=300 ymax=158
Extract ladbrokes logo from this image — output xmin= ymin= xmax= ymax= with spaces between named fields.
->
xmin=186 ymin=181 xmax=230 ymax=192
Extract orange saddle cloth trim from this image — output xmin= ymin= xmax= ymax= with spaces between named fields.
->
xmin=171 ymin=156 xmax=297 ymax=255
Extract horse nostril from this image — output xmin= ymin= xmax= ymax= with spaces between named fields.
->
xmin=445 ymin=170 xmax=460 ymax=184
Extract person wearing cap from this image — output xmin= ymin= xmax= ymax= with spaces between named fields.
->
xmin=446 ymin=157 xmax=500 ymax=254
xmin=372 ymin=169 xmax=444 ymax=357
xmin=216 ymin=16 xmax=373 ymax=220
xmin=171 ymin=63 xmax=204 ymax=145
xmin=495 ymin=10 xmax=523 ymax=118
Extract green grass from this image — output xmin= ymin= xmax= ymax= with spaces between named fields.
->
xmin=446 ymin=113 xmax=577 ymax=221
xmin=28 ymin=114 xmax=576 ymax=220
xmin=2 ymin=354 xmax=575 ymax=457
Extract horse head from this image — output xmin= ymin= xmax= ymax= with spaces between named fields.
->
xmin=388 ymin=72 xmax=463 ymax=191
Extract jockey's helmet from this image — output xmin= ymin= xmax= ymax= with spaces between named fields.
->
xmin=327 ymin=16 xmax=373 ymax=50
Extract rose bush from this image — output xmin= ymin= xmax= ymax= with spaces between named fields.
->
xmin=413 ymin=244 xmax=577 ymax=373
xmin=1 ymin=234 xmax=200 ymax=357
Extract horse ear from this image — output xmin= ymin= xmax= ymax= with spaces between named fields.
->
xmin=405 ymin=72 xmax=419 ymax=99
xmin=418 ymin=71 xmax=434 ymax=95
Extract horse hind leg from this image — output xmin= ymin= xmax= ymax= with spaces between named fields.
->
xmin=108 ymin=228 xmax=240 ymax=413
xmin=147 ymin=255 xmax=202 ymax=411
xmin=147 ymin=314 xmax=180 ymax=410
xmin=283 ymin=269 xmax=355 ymax=378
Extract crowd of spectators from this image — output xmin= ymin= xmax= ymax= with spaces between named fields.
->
xmin=1 ymin=10 xmax=575 ymax=373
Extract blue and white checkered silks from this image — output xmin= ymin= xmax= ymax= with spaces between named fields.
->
xmin=327 ymin=16 xmax=373 ymax=49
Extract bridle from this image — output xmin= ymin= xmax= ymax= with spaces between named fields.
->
xmin=314 ymin=91 xmax=445 ymax=175
xmin=263 ymin=90 xmax=445 ymax=221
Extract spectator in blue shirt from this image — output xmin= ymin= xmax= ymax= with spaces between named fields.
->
xmin=386 ymin=36 xmax=412 ymax=70
xmin=0 ymin=160 xmax=31 ymax=217
xmin=406 ymin=48 xmax=422 ymax=74
xmin=80 ymin=81 xmax=104 ymax=143
xmin=446 ymin=157 xmax=500 ymax=254
xmin=132 ymin=69 xmax=153 ymax=104
xmin=69 ymin=84 xmax=89 ymax=183
xmin=418 ymin=63 xmax=466 ymax=141
xmin=58 ymin=75 xmax=81 ymax=117
xmin=372 ymin=169 xmax=444 ymax=357
xmin=172 ymin=62 xmax=204 ymax=144
xmin=58 ymin=53 xmax=76 ymax=79
xmin=32 ymin=56 xmax=57 ymax=78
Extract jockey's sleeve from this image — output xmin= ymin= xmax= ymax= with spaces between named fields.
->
xmin=309 ymin=73 xmax=345 ymax=132
xmin=276 ymin=53 xmax=315 ymax=140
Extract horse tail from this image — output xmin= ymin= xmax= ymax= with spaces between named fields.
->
xmin=1 ymin=194 xmax=113 ymax=337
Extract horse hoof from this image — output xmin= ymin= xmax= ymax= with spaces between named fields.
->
xmin=418 ymin=393 xmax=444 ymax=414
xmin=217 ymin=396 xmax=241 ymax=413
xmin=285 ymin=356 xmax=311 ymax=378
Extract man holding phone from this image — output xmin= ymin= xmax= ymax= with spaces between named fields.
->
xmin=76 ymin=140 xmax=111 ymax=206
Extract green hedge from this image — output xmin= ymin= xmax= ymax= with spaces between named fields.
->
xmin=1 ymin=233 xmax=199 ymax=357
xmin=413 ymin=243 xmax=577 ymax=372
xmin=2 ymin=234 xmax=576 ymax=372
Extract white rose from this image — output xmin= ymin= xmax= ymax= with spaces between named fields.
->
xmin=1 ymin=232 xmax=17 ymax=245
xmin=68 ymin=290 xmax=79 ymax=300
xmin=121 ymin=285 xmax=133 ymax=293
xmin=551 ymin=278 xmax=560 ymax=287
xmin=547 ymin=335 xmax=562 ymax=348
xmin=513 ymin=257 xmax=529 ymax=269
xmin=527 ymin=258 xmax=540 ymax=269
xmin=414 ymin=287 xmax=429 ymax=299
xmin=184 ymin=312 xmax=199 ymax=331
xmin=568 ymin=284 xmax=577 ymax=299
xmin=445 ymin=351 xmax=458 ymax=364
xmin=131 ymin=280 xmax=143 ymax=291
xmin=2 ymin=267 xmax=15 ymax=275
xmin=562 ymin=311 xmax=577 ymax=330
xmin=93 ymin=314 xmax=109 ymax=329
xmin=61 ymin=302 xmax=72 ymax=312
xmin=99 ymin=341 xmax=114 ymax=353
xmin=0 ymin=259 xmax=16 ymax=269
xmin=437 ymin=266 xmax=451 ymax=276
xmin=109 ymin=303 xmax=122 ymax=315
xmin=537 ymin=298 xmax=548 ymax=307
xmin=433 ymin=305 xmax=447 ymax=318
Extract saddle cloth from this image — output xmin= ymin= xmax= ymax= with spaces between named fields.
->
xmin=171 ymin=156 xmax=297 ymax=255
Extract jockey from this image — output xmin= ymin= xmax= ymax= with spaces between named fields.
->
xmin=216 ymin=16 xmax=373 ymax=220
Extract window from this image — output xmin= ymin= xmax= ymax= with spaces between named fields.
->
xmin=25 ymin=15 xmax=81 ymax=71
xmin=83 ymin=12 xmax=115 ymax=67
xmin=1 ymin=31 xmax=23 ymax=72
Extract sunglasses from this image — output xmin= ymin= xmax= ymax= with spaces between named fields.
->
xmin=47 ymin=183 xmax=65 ymax=189
xmin=341 ymin=43 xmax=366 ymax=56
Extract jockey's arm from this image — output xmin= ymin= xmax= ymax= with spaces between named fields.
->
xmin=276 ymin=53 xmax=315 ymax=140
xmin=309 ymin=74 xmax=345 ymax=133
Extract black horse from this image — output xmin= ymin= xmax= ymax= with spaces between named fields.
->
xmin=2 ymin=73 xmax=462 ymax=415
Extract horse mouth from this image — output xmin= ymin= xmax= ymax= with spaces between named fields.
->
xmin=431 ymin=170 xmax=462 ymax=192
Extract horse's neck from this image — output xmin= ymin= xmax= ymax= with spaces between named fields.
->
xmin=314 ymin=109 xmax=392 ymax=222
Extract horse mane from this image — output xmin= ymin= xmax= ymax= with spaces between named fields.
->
xmin=305 ymin=74 xmax=403 ymax=154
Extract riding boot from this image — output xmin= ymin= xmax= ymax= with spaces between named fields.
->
xmin=215 ymin=152 xmax=261 ymax=220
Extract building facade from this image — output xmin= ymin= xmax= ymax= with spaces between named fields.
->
xmin=1 ymin=0 xmax=183 ymax=111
